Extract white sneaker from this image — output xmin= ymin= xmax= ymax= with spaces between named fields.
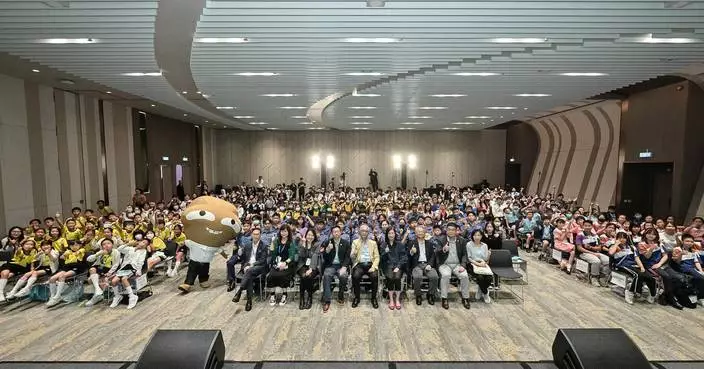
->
xmin=483 ymin=293 xmax=491 ymax=304
xmin=127 ymin=294 xmax=138 ymax=310
xmin=14 ymin=289 xmax=30 ymax=298
xmin=85 ymin=294 xmax=104 ymax=307
xmin=699 ymin=299 xmax=704 ymax=307
xmin=110 ymin=295 xmax=123 ymax=308
xmin=46 ymin=296 xmax=61 ymax=307
xmin=591 ymin=278 xmax=601 ymax=287
xmin=625 ymin=291 xmax=634 ymax=305
xmin=6 ymin=291 xmax=16 ymax=299
xmin=278 ymin=294 xmax=287 ymax=306
xmin=269 ymin=294 xmax=276 ymax=306
xmin=646 ymin=294 xmax=655 ymax=304
xmin=0 ymin=294 xmax=5 ymax=303
xmin=475 ymin=290 xmax=482 ymax=300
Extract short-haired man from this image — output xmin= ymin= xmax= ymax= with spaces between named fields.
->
xmin=232 ymin=228 xmax=268 ymax=311
xmin=408 ymin=226 xmax=439 ymax=305
xmin=576 ymin=219 xmax=610 ymax=287
xmin=321 ymin=225 xmax=351 ymax=312
xmin=350 ymin=224 xmax=380 ymax=308
xmin=436 ymin=222 xmax=471 ymax=309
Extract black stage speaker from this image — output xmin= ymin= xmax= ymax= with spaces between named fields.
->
xmin=135 ymin=329 xmax=225 ymax=369
xmin=552 ymin=328 xmax=650 ymax=369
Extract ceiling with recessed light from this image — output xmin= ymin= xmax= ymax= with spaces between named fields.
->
xmin=0 ymin=0 xmax=703 ymax=131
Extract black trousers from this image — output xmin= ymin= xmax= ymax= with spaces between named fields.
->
xmin=267 ymin=266 xmax=295 ymax=289
xmin=298 ymin=266 xmax=319 ymax=297
xmin=385 ymin=267 xmax=403 ymax=291
xmin=617 ymin=266 xmax=656 ymax=296
xmin=469 ymin=264 xmax=492 ymax=295
xmin=184 ymin=261 xmax=210 ymax=285
xmin=352 ymin=264 xmax=378 ymax=299
xmin=241 ymin=265 xmax=267 ymax=298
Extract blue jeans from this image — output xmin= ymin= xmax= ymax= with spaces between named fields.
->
xmin=226 ymin=254 xmax=239 ymax=282
xmin=322 ymin=265 xmax=348 ymax=303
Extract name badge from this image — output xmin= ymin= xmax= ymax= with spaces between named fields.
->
xmin=305 ymin=258 xmax=311 ymax=266
xmin=276 ymin=256 xmax=282 ymax=263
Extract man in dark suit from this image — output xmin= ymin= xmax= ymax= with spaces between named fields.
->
xmin=321 ymin=225 xmax=351 ymax=312
xmin=232 ymin=228 xmax=269 ymax=311
xmin=408 ymin=226 xmax=439 ymax=306
xmin=436 ymin=222 xmax=471 ymax=309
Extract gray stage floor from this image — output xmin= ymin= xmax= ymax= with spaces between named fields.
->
xmin=0 ymin=251 xmax=703 ymax=362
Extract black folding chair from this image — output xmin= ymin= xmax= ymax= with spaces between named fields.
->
xmin=489 ymin=249 xmax=524 ymax=305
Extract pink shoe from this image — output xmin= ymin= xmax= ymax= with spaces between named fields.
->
xmin=395 ymin=301 xmax=401 ymax=310
xmin=388 ymin=301 xmax=395 ymax=310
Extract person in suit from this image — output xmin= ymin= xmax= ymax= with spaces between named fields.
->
xmin=321 ymin=225 xmax=351 ymax=312
xmin=408 ymin=225 xmax=439 ymax=306
xmin=350 ymin=224 xmax=380 ymax=309
xmin=232 ymin=228 xmax=268 ymax=311
xmin=436 ymin=222 xmax=471 ymax=309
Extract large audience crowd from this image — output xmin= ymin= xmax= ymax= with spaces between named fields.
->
xmin=1 ymin=180 xmax=704 ymax=313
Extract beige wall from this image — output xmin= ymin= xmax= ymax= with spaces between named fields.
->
xmin=0 ymin=73 xmax=135 ymax=233
xmin=527 ymin=100 xmax=621 ymax=208
xmin=213 ymin=130 xmax=506 ymax=189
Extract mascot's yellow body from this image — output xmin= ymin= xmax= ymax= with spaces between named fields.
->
xmin=178 ymin=196 xmax=241 ymax=293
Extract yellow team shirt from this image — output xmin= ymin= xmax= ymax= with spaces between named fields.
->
xmin=63 ymin=249 xmax=86 ymax=265
xmin=63 ymin=228 xmax=83 ymax=241
xmin=99 ymin=252 xmax=115 ymax=268
xmin=52 ymin=238 xmax=68 ymax=253
xmin=134 ymin=222 xmax=148 ymax=233
xmin=157 ymin=228 xmax=171 ymax=241
xmin=11 ymin=249 xmax=37 ymax=267
xmin=171 ymin=233 xmax=186 ymax=246
xmin=151 ymin=236 xmax=166 ymax=251
xmin=98 ymin=206 xmax=114 ymax=217
xmin=38 ymin=252 xmax=53 ymax=267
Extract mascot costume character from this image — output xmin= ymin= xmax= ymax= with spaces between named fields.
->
xmin=178 ymin=196 xmax=241 ymax=293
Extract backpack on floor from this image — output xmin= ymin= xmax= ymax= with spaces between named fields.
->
xmin=28 ymin=284 xmax=50 ymax=302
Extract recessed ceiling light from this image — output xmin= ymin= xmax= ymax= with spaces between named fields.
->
xmin=345 ymin=72 xmax=385 ymax=76
xmin=195 ymin=37 xmax=249 ymax=43
xmin=233 ymin=115 xmax=255 ymax=119
xmin=348 ymin=106 xmax=377 ymax=110
xmin=299 ymin=122 xmax=313 ymax=125
xmin=106 ymin=91 xmax=112 ymax=94
xmin=513 ymin=93 xmax=552 ymax=97
xmin=486 ymin=106 xmax=517 ymax=110
xmin=430 ymin=94 xmax=466 ymax=98
xmin=354 ymin=127 xmax=370 ymax=130
xmin=400 ymin=122 xmax=424 ymax=125
xmin=232 ymin=72 xmax=280 ymax=76
xmin=418 ymin=107 xmax=447 ymax=110
xmin=492 ymin=37 xmax=547 ymax=43
xmin=408 ymin=116 xmax=432 ymax=119
xmin=398 ymin=127 xmax=416 ymax=130
xmin=222 ymin=125 xmax=227 ymax=128
xmin=524 ymin=108 xmax=529 ymax=110
xmin=182 ymin=91 xmax=188 ymax=94
xmin=260 ymin=93 xmax=298 ymax=97
xmin=559 ymin=72 xmax=608 ymax=77
xmin=267 ymin=127 xmax=279 ymax=130
xmin=60 ymin=79 xmax=75 ymax=85
xmin=451 ymin=122 xmax=479 ymax=125
xmin=120 ymin=72 xmax=162 ymax=77
xmin=38 ymin=38 xmax=98 ymax=44
xmin=151 ymin=104 xmax=156 ymax=107
xmin=452 ymin=72 xmax=500 ymax=76
xmin=349 ymin=116 xmax=374 ymax=119
xmin=308 ymin=127 xmax=325 ymax=130
xmin=466 ymin=116 xmax=491 ymax=119
xmin=249 ymin=122 xmax=268 ymax=125
xmin=443 ymin=127 xmax=461 ymax=130
xmin=639 ymin=33 xmax=699 ymax=44
xmin=216 ymin=106 xmax=236 ymax=110
xmin=279 ymin=106 xmax=307 ymax=109
xmin=31 ymin=69 xmax=40 ymax=73
xmin=343 ymin=37 xmax=399 ymax=43
xmin=183 ymin=114 xmax=188 ymax=116
xmin=290 ymin=115 xmax=307 ymax=119
xmin=350 ymin=122 xmax=373 ymax=125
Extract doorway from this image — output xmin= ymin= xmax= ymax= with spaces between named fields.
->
xmin=159 ymin=164 xmax=174 ymax=202
xmin=619 ymin=162 xmax=673 ymax=218
xmin=505 ymin=163 xmax=521 ymax=190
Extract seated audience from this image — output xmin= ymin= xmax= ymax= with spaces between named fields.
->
xmin=436 ymin=222 xmax=471 ymax=310
xmin=408 ymin=226 xmax=438 ymax=306
xmin=466 ymin=230 xmax=492 ymax=303
xmin=381 ymin=227 xmax=407 ymax=310
xmin=350 ymin=224 xmax=380 ymax=309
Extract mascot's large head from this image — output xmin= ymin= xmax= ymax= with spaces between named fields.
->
xmin=181 ymin=196 xmax=240 ymax=247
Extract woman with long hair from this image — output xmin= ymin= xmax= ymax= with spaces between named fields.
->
xmin=382 ymin=227 xmax=407 ymax=310
xmin=267 ymin=224 xmax=298 ymax=306
xmin=1 ymin=226 xmax=24 ymax=252
xmin=296 ymin=228 xmax=320 ymax=310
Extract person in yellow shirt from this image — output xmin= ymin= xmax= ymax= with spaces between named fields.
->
xmin=96 ymin=200 xmax=114 ymax=218
xmin=132 ymin=214 xmax=149 ymax=233
xmin=33 ymin=228 xmax=48 ymax=244
xmin=71 ymin=207 xmax=87 ymax=229
xmin=0 ymin=239 xmax=38 ymax=302
xmin=63 ymin=219 xmax=84 ymax=242
xmin=166 ymin=224 xmax=187 ymax=277
xmin=145 ymin=230 xmax=168 ymax=272
xmin=46 ymin=240 xmax=87 ymax=307
xmin=84 ymin=238 xmax=121 ymax=307
xmin=25 ymin=219 xmax=42 ymax=238
xmin=122 ymin=222 xmax=136 ymax=242
xmin=6 ymin=240 xmax=59 ymax=299
xmin=49 ymin=226 xmax=68 ymax=253
xmin=80 ymin=229 xmax=97 ymax=254
xmin=155 ymin=220 xmax=171 ymax=241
